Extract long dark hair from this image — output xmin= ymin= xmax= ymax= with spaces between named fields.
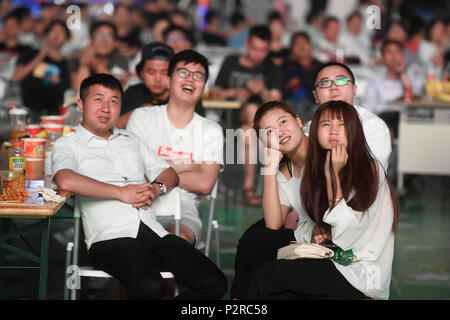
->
xmin=301 ymin=101 xmax=399 ymax=232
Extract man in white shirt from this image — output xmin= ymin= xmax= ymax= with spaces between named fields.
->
xmin=363 ymin=39 xmax=426 ymax=138
xmin=312 ymin=62 xmax=392 ymax=170
xmin=127 ymin=50 xmax=223 ymax=246
xmin=52 ymin=73 xmax=227 ymax=299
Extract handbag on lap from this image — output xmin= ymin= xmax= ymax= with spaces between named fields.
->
xmin=277 ymin=241 xmax=335 ymax=260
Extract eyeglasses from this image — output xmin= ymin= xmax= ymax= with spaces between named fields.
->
xmin=315 ymin=78 xmax=354 ymax=89
xmin=176 ymin=68 xmax=205 ymax=82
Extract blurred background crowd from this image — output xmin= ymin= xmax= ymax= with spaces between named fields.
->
xmin=0 ymin=0 xmax=448 ymax=128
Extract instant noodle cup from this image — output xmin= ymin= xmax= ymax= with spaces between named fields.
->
xmin=40 ymin=115 xmax=64 ymax=125
xmin=25 ymin=125 xmax=42 ymax=137
xmin=25 ymin=158 xmax=44 ymax=180
xmin=42 ymin=123 xmax=63 ymax=136
xmin=22 ymin=138 xmax=46 ymax=158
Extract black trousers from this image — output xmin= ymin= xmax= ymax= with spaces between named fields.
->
xmin=230 ymin=218 xmax=295 ymax=299
xmin=246 ymin=259 xmax=366 ymax=300
xmin=88 ymin=222 xmax=227 ymax=300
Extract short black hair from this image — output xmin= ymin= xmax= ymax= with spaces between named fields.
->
xmin=90 ymin=20 xmax=117 ymax=38
xmin=381 ymin=39 xmax=404 ymax=54
xmin=168 ymin=49 xmax=209 ymax=82
xmin=313 ymin=62 xmax=355 ymax=86
xmin=230 ymin=11 xmax=245 ymax=27
xmin=249 ymin=25 xmax=272 ymax=42
xmin=45 ymin=19 xmax=71 ymax=39
xmin=79 ymin=73 xmax=123 ymax=102
xmin=163 ymin=24 xmax=194 ymax=44
xmin=290 ymin=31 xmax=311 ymax=47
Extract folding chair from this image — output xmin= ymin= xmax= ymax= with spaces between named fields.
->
xmin=202 ymin=178 xmax=221 ymax=266
xmin=64 ymin=190 xmax=180 ymax=300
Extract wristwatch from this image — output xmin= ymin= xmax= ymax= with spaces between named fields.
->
xmin=152 ymin=181 xmax=167 ymax=195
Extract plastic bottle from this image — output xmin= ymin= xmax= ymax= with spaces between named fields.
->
xmin=44 ymin=131 xmax=58 ymax=189
xmin=331 ymin=247 xmax=356 ymax=266
xmin=8 ymin=141 xmax=26 ymax=188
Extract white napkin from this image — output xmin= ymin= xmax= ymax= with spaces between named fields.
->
xmin=40 ymin=187 xmax=66 ymax=203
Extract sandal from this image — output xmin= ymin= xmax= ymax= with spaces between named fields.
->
xmin=243 ymin=188 xmax=261 ymax=206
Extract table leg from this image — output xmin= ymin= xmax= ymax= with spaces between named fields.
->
xmin=38 ymin=217 xmax=50 ymax=300
xmin=397 ymin=172 xmax=404 ymax=194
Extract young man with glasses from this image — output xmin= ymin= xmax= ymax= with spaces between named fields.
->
xmin=312 ymin=62 xmax=391 ymax=170
xmin=126 ymin=50 xmax=223 ymax=246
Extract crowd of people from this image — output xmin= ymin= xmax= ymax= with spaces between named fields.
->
xmin=0 ymin=0 xmax=449 ymax=301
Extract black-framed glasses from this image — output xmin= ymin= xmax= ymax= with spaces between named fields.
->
xmin=315 ymin=78 xmax=354 ymax=89
xmin=176 ymin=68 xmax=205 ymax=82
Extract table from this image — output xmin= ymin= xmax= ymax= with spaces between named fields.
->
xmin=396 ymin=98 xmax=450 ymax=191
xmin=203 ymin=99 xmax=241 ymax=129
xmin=0 ymin=180 xmax=70 ymax=299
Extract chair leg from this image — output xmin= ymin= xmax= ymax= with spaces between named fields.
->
xmin=64 ymin=242 xmax=73 ymax=300
xmin=212 ymin=220 xmax=220 ymax=268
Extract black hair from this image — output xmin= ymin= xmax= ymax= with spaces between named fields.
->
xmin=10 ymin=7 xmax=31 ymax=22
xmin=230 ymin=11 xmax=245 ymax=27
xmin=249 ymin=25 xmax=272 ymax=42
xmin=163 ymin=23 xmax=194 ymax=44
xmin=79 ymin=73 xmax=123 ymax=102
xmin=268 ymin=10 xmax=282 ymax=23
xmin=90 ymin=20 xmax=117 ymax=39
xmin=168 ymin=49 xmax=209 ymax=82
xmin=313 ymin=62 xmax=355 ymax=85
xmin=290 ymin=31 xmax=311 ymax=48
xmin=205 ymin=10 xmax=218 ymax=24
xmin=45 ymin=19 xmax=71 ymax=39
xmin=381 ymin=39 xmax=404 ymax=54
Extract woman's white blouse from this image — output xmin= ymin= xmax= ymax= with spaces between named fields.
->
xmin=322 ymin=161 xmax=395 ymax=300
xmin=277 ymin=162 xmax=395 ymax=300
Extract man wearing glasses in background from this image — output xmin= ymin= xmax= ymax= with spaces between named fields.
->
xmin=126 ymin=50 xmax=223 ymax=246
xmin=72 ymin=21 xmax=129 ymax=92
xmin=312 ymin=62 xmax=391 ymax=171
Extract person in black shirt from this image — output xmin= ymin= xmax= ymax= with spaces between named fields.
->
xmin=281 ymin=31 xmax=323 ymax=121
xmin=0 ymin=13 xmax=30 ymax=78
xmin=12 ymin=19 xmax=70 ymax=120
xmin=117 ymin=42 xmax=173 ymax=128
xmin=202 ymin=10 xmax=226 ymax=47
xmin=212 ymin=25 xmax=282 ymax=103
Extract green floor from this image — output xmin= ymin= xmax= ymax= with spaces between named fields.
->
xmin=1 ymin=172 xmax=449 ymax=300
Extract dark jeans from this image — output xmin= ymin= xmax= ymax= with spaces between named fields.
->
xmin=89 ymin=222 xmax=227 ymax=300
xmin=230 ymin=218 xmax=295 ymax=299
xmin=246 ymin=259 xmax=366 ymax=300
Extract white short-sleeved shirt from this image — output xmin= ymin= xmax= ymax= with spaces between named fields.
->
xmin=323 ymin=161 xmax=395 ymax=300
xmin=52 ymin=125 xmax=170 ymax=250
xmin=126 ymin=104 xmax=224 ymax=203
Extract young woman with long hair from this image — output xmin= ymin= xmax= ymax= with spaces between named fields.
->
xmin=231 ymin=101 xmax=326 ymax=299
xmin=246 ymin=100 xmax=399 ymax=300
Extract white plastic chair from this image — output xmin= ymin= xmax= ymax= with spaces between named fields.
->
xmin=64 ymin=190 xmax=180 ymax=300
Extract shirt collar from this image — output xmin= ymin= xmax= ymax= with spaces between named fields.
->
xmin=75 ymin=124 xmax=131 ymax=144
